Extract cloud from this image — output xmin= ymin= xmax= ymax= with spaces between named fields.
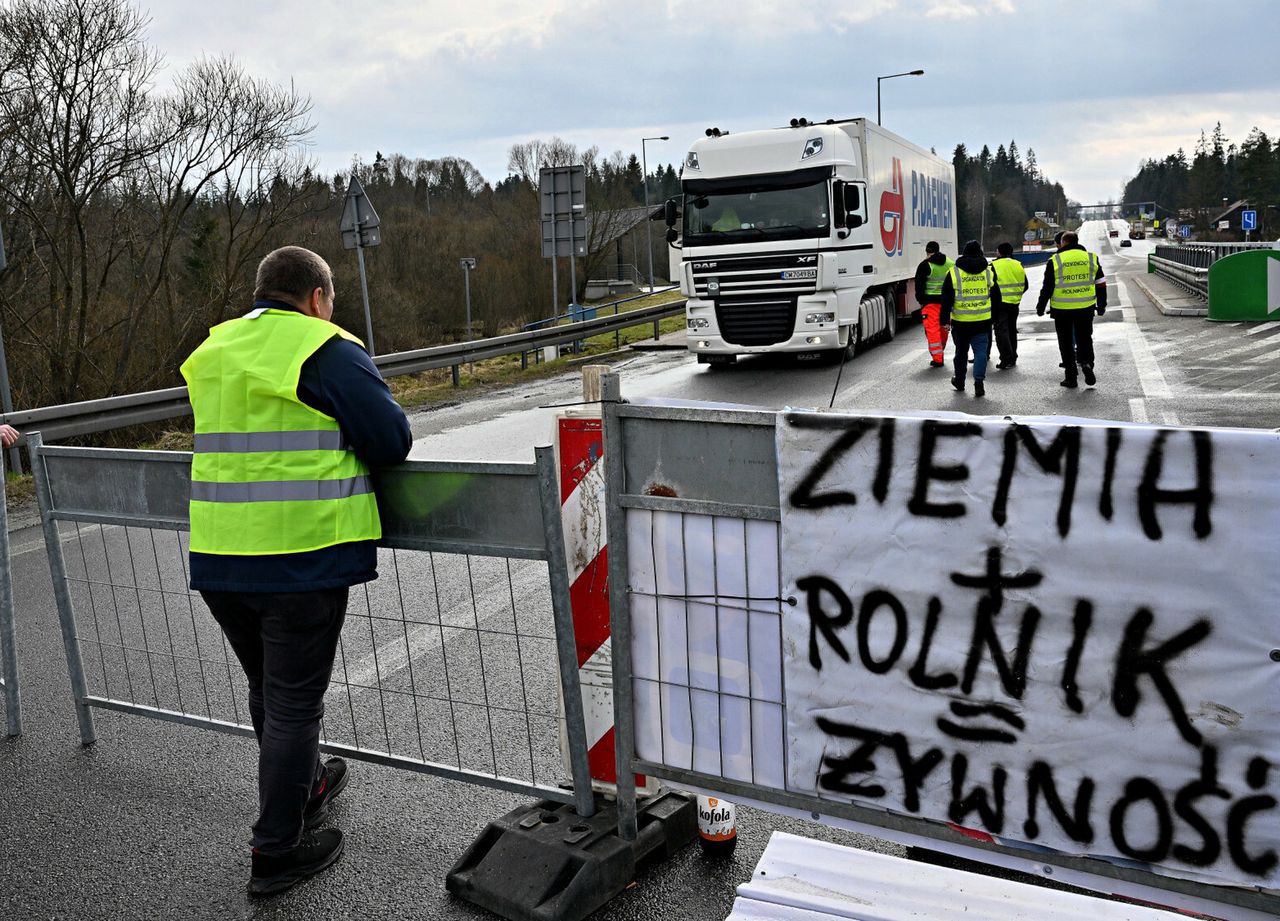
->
xmin=138 ymin=0 xmax=1280 ymax=205
xmin=925 ymin=0 xmax=1013 ymax=19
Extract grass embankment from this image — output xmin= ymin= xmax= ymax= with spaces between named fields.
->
xmin=4 ymin=289 xmax=688 ymax=493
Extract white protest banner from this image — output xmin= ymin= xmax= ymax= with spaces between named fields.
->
xmin=777 ymin=411 xmax=1280 ymax=891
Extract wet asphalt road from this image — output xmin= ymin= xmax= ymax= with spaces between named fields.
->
xmin=3 ymin=219 xmax=1279 ymax=920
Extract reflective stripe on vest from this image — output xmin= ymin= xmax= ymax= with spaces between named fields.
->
xmin=950 ymin=265 xmax=993 ymax=322
xmin=992 ymin=257 xmax=1027 ymax=304
xmin=180 ymin=309 xmax=381 ymax=556
xmin=925 ymin=258 xmax=953 ymax=297
xmin=1051 ymin=250 xmax=1099 ymax=310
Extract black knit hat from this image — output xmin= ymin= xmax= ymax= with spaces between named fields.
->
xmin=962 ymin=240 xmax=983 ymax=257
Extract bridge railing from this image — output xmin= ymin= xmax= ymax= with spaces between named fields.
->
xmin=1151 ymin=242 xmax=1276 ymax=299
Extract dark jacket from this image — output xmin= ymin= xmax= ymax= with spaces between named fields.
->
xmin=188 ymin=299 xmax=413 ymax=593
xmin=939 ymin=253 xmax=998 ymax=331
xmin=1036 ymin=244 xmax=1108 ymax=316
xmin=914 ymin=251 xmax=950 ymax=306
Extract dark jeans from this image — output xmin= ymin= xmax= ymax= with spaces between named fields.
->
xmin=1053 ymin=311 xmax=1095 ymax=379
xmin=994 ymin=302 xmax=1020 ymax=364
xmin=950 ymin=322 xmax=990 ymax=383
xmin=203 ymin=587 xmax=348 ymax=854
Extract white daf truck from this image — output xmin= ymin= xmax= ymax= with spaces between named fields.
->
xmin=665 ymin=118 xmax=958 ymax=365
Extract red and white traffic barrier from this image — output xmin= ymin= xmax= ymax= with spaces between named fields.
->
xmin=557 ymin=413 xmax=653 ymax=793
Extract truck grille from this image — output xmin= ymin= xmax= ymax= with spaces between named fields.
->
xmin=688 ymin=251 xmax=819 ymax=299
xmin=715 ymin=297 xmax=797 ymax=346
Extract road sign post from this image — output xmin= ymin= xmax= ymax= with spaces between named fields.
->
xmin=340 ymin=176 xmax=382 ymax=355
xmin=1242 ymin=209 xmax=1257 ymax=242
xmin=540 ymin=166 xmax=587 ymax=313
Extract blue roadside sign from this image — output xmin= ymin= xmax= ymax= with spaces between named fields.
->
xmin=1242 ymin=209 xmax=1257 ymax=231
xmin=1179 ymin=225 xmax=1192 ymax=238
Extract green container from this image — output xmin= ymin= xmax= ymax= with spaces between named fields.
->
xmin=1207 ymin=249 xmax=1280 ymax=321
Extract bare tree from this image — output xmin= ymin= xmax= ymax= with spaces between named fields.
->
xmin=0 ymin=1 xmax=315 ymax=402
xmin=0 ymin=0 xmax=164 ymax=402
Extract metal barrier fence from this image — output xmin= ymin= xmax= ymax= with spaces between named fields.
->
xmin=28 ymin=432 xmax=594 ymax=817
xmin=601 ymin=375 xmax=1278 ymax=920
xmin=0 ymin=451 xmax=19 ymax=736
xmin=1151 ymin=242 xmax=1277 ymax=299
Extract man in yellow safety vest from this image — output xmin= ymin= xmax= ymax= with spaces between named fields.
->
xmin=181 ymin=246 xmax=411 ymax=895
xmin=940 ymin=240 xmax=998 ymax=398
xmin=991 ymin=242 xmax=1027 ymax=369
xmin=1035 ymin=231 xmax=1107 ymax=388
xmin=913 ymin=240 xmax=954 ymax=367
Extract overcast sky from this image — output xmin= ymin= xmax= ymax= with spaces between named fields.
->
xmin=143 ymin=0 xmax=1278 ymax=205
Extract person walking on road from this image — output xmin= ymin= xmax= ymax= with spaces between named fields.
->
xmin=940 ymin=239 xmax=997 ymax=397
xmin=1036 ymin=231 xmax=1107 ymax=388
xmin=180 ymin=246 xmax=412 ymax=896
xmin=914 ymin=240 xmax=954 ymax=367
xmin=991 ymin=242 xmax=1027 ymax=369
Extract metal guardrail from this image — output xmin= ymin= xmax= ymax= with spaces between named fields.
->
xmin=1151 ymin=242 xmax=1278 ymax=299
xmin=0 ymin=293 xmax=687 ymax=443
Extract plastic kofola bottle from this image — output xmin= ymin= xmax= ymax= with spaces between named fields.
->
xmin=697 ymin=795 xmax=737 ymax=856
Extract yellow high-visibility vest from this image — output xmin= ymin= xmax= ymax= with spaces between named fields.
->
xmin=992 ymin=257 xmax=1028 ymax=304
xmin=1051 ymin=250 xmax=1100 ymax=310
xmin=180 ymin=308 xmax=381 ymax=555
xmin=950 ymin=266 xmax=994 ymax=322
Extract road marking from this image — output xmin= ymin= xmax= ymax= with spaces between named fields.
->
xmin=1245 ymin=322 xmax=1280 ymax=336
xmin=1161 ymin=409 xmax=1181 ymax=426
xmin=1119 ymin=279 xmax=1172 ymax=400
xmin=1129 ymin=398 xmax=1149 ymax=423
xmin=893 ymin=348 xmax=922 ymax=367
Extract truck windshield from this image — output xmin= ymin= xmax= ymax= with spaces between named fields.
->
xmin=683 ymin=178 xmax=830 ymax=244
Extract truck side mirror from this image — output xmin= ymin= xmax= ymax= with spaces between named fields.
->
xmin=665 ymin=227 xmax=678 ymax=244
xmin=664 ymin=198 xmax=678 ymax=227
xmin=847 ymin=214 xmax=864 ymax=229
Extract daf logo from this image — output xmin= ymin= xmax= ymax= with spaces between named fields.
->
xmin=693 ymin=262 xmax=717 ymax=269
xmin=796 ymin=255 xmax=817 ymax=264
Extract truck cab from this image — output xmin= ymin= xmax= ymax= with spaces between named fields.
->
xmin=669 ymin=119 xmax=956 ymax=365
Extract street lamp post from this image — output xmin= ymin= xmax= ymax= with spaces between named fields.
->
xmin=641 ymin=135 xmax=669 ymax=294
xmin=876 ymin=70 xmax=924 ymax=125
xmin=460 ymin=257 xmax=477 ymax=340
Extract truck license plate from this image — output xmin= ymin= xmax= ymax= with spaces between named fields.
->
xmin=781 ymin=269 xmax=817 ymax=280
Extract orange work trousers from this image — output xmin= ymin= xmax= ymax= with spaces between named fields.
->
xmin=922 ymin=303 xmax=949 ymax=363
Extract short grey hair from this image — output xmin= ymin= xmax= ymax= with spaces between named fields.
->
xmin=254 ymin=246 xmax=334 ymax=305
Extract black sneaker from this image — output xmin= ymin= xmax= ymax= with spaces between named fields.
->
xmin=929 ymin=359 xmax=944 ymax=368
xmin=1081 ymin=364 xmax=1097 ymax=386
xmin=249 ymin=828 xmax=344 ymax=897
xmin=950 ymin=376 xmax=964 ymax=391
xmin=974 ymin=381 xmax=985 ymax=397
xmin=304 ymin=757 xmax=349 ymax=829
xmin=1060 ymin=378 xmax=1078 ymax=389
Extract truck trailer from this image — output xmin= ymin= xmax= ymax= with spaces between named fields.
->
xmin=667 ymin=118 xmax=958 ymax=365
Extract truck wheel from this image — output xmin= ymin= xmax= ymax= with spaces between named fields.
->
xmin=884 ymin=299 xmax=897 ymax=342
xmin=840 ymin=324 xmax=859 ymax=362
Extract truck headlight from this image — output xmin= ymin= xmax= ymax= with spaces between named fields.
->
xmin=804 ymin=312 xmax=835 ymax=324
xmin=687 ymin=317 xmax=710 ymax=329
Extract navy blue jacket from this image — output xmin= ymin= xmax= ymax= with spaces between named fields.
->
xmin=189 ymin=300 xmax=413 ymax=593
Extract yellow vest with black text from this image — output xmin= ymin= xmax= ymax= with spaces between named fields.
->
xmin=1050 ymin=250 xmax=1099 ymax=310
xmin=950 ymin=265 xmax=994 ymax=322
xmin=925 ymin=258 xmax=954 ymax=299
xmin=179 ymin=308 xmax=381 ymax=555
xmin=992 ymin=257 xmax=1028 ymax=305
